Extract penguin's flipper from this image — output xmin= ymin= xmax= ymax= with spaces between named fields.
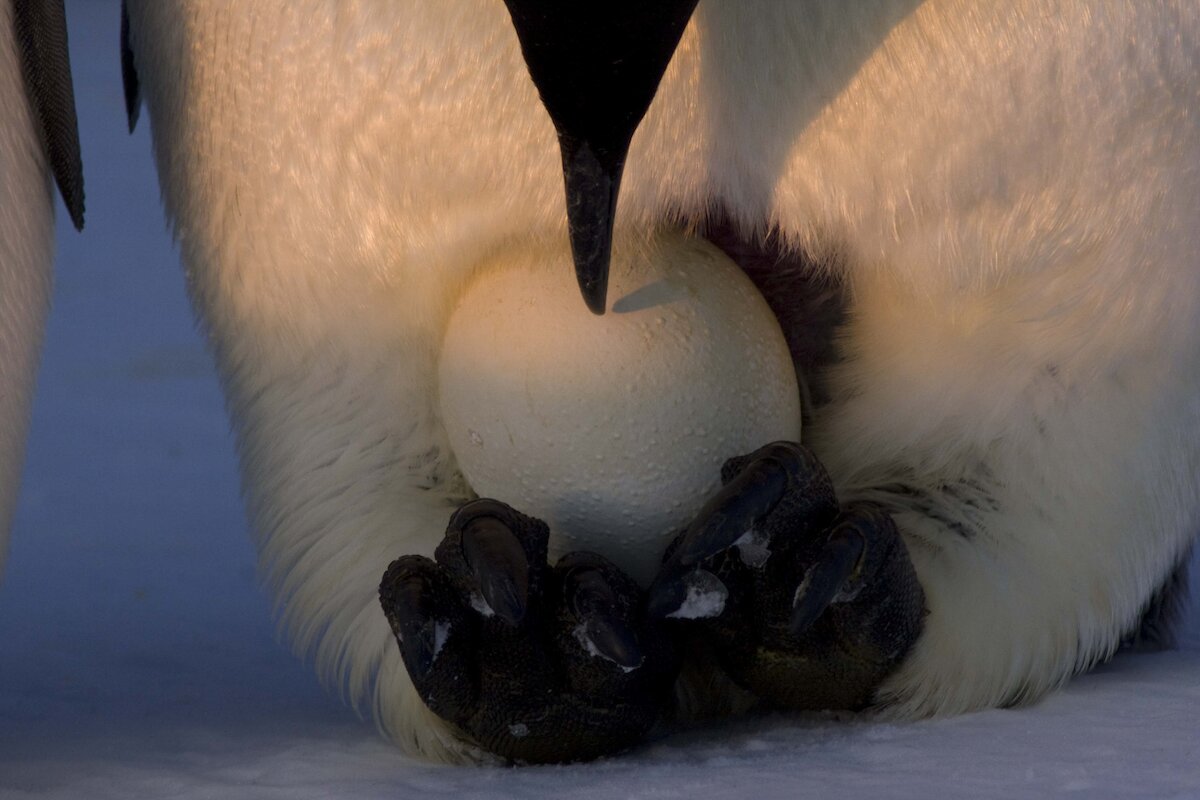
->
xmin=648 ymin=442 xmax=926 ymax=711
xmin=380 ymin=499 xmax=679 ymax=763
xmin=12 ymin=0 xmax=83 ymax=230
xmin=119 ymin=0 xmax=139 ymax=132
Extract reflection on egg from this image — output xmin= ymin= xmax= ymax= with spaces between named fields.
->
xmin=438 ymin=232 xmax=801 ymax=585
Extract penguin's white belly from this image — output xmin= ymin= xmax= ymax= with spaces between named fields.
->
xmin=124 ymin=0 xmax=1200 ymax=763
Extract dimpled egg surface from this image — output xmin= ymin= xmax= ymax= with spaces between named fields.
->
xmin=438 ymin=233 xmax=801 ymax=585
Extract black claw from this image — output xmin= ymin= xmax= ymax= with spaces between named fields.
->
xmin=671 ymin=454 xmax=790 ymax=570
xmin=564 ymin=565 xmax=643 ymax=669
xmin=458 ymin=513 xmax=530 ymax=626
xmin=379 ymin=559 xmax=445 ymax=682
xmin=668 ymin=441 xmax=831 ymax=572
xmin=790 ymin=518 xmax=867 ymax=635
xmin=648 ymin=445 xmax=797 ymax=615
xmin=583 ymin=616 xmax=643 ymax=670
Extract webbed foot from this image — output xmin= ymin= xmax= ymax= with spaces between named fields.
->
xmin=648 ymin=441 xmax=925 ymax=710
xmin=379 ymin=499 xmax=678 ymax=763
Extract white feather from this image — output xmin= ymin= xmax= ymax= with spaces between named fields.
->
xmin=0 ymin=3 xmax=57 ymax=573
xmin=124 ymin=0 xmax=1200 ymax=761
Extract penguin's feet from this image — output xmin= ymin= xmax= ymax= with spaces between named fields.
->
xmin=379 ymin=499 xmax=679 ymax=763
xmin=648 ymin=442 xmax=925 ymax=710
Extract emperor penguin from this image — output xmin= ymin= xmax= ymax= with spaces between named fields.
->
xmin=122 ymin=0 xmax=1200 ymax=763
xmin=0 ymin=0 xmax=83 ymax=571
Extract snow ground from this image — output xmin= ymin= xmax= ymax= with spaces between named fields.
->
xmin=0 ymin=2 xmax=1197 ymax=797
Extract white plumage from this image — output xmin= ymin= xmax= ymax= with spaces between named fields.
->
xmin=0 ymin=2 xmax=58 ymax=572
xmin=123 ymin=0 xmax=1200 ymax=761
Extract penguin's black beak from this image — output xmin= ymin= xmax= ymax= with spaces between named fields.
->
xmin=502 ymin=0 xmax=700 ymax=314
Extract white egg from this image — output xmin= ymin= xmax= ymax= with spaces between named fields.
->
xmin=438 ymin=232 xmax=801 ymax=585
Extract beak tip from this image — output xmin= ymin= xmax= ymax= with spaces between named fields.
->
xmin=574 ymin=250 xmax=610 ymax=315
xmin=583 ymin=287 xmax=608 ymax=315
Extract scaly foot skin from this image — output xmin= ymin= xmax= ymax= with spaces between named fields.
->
xmin=379 ymin=499 xmax=679 ymax=763
xmin=648 ymin=441 xmax=925 ymax=711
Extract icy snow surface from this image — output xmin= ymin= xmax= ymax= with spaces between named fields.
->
xmin=0 ymin=3 xmax=1198 ymax=798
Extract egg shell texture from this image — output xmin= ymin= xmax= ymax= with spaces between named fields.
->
xmin=438 ymin=233 xmax=801 ymax=584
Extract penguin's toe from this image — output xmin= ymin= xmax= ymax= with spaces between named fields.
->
xmin=648 ymin=441 xmax=926 ymax=711
xmin=380 ymin=498 xmax=679 ymax=763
